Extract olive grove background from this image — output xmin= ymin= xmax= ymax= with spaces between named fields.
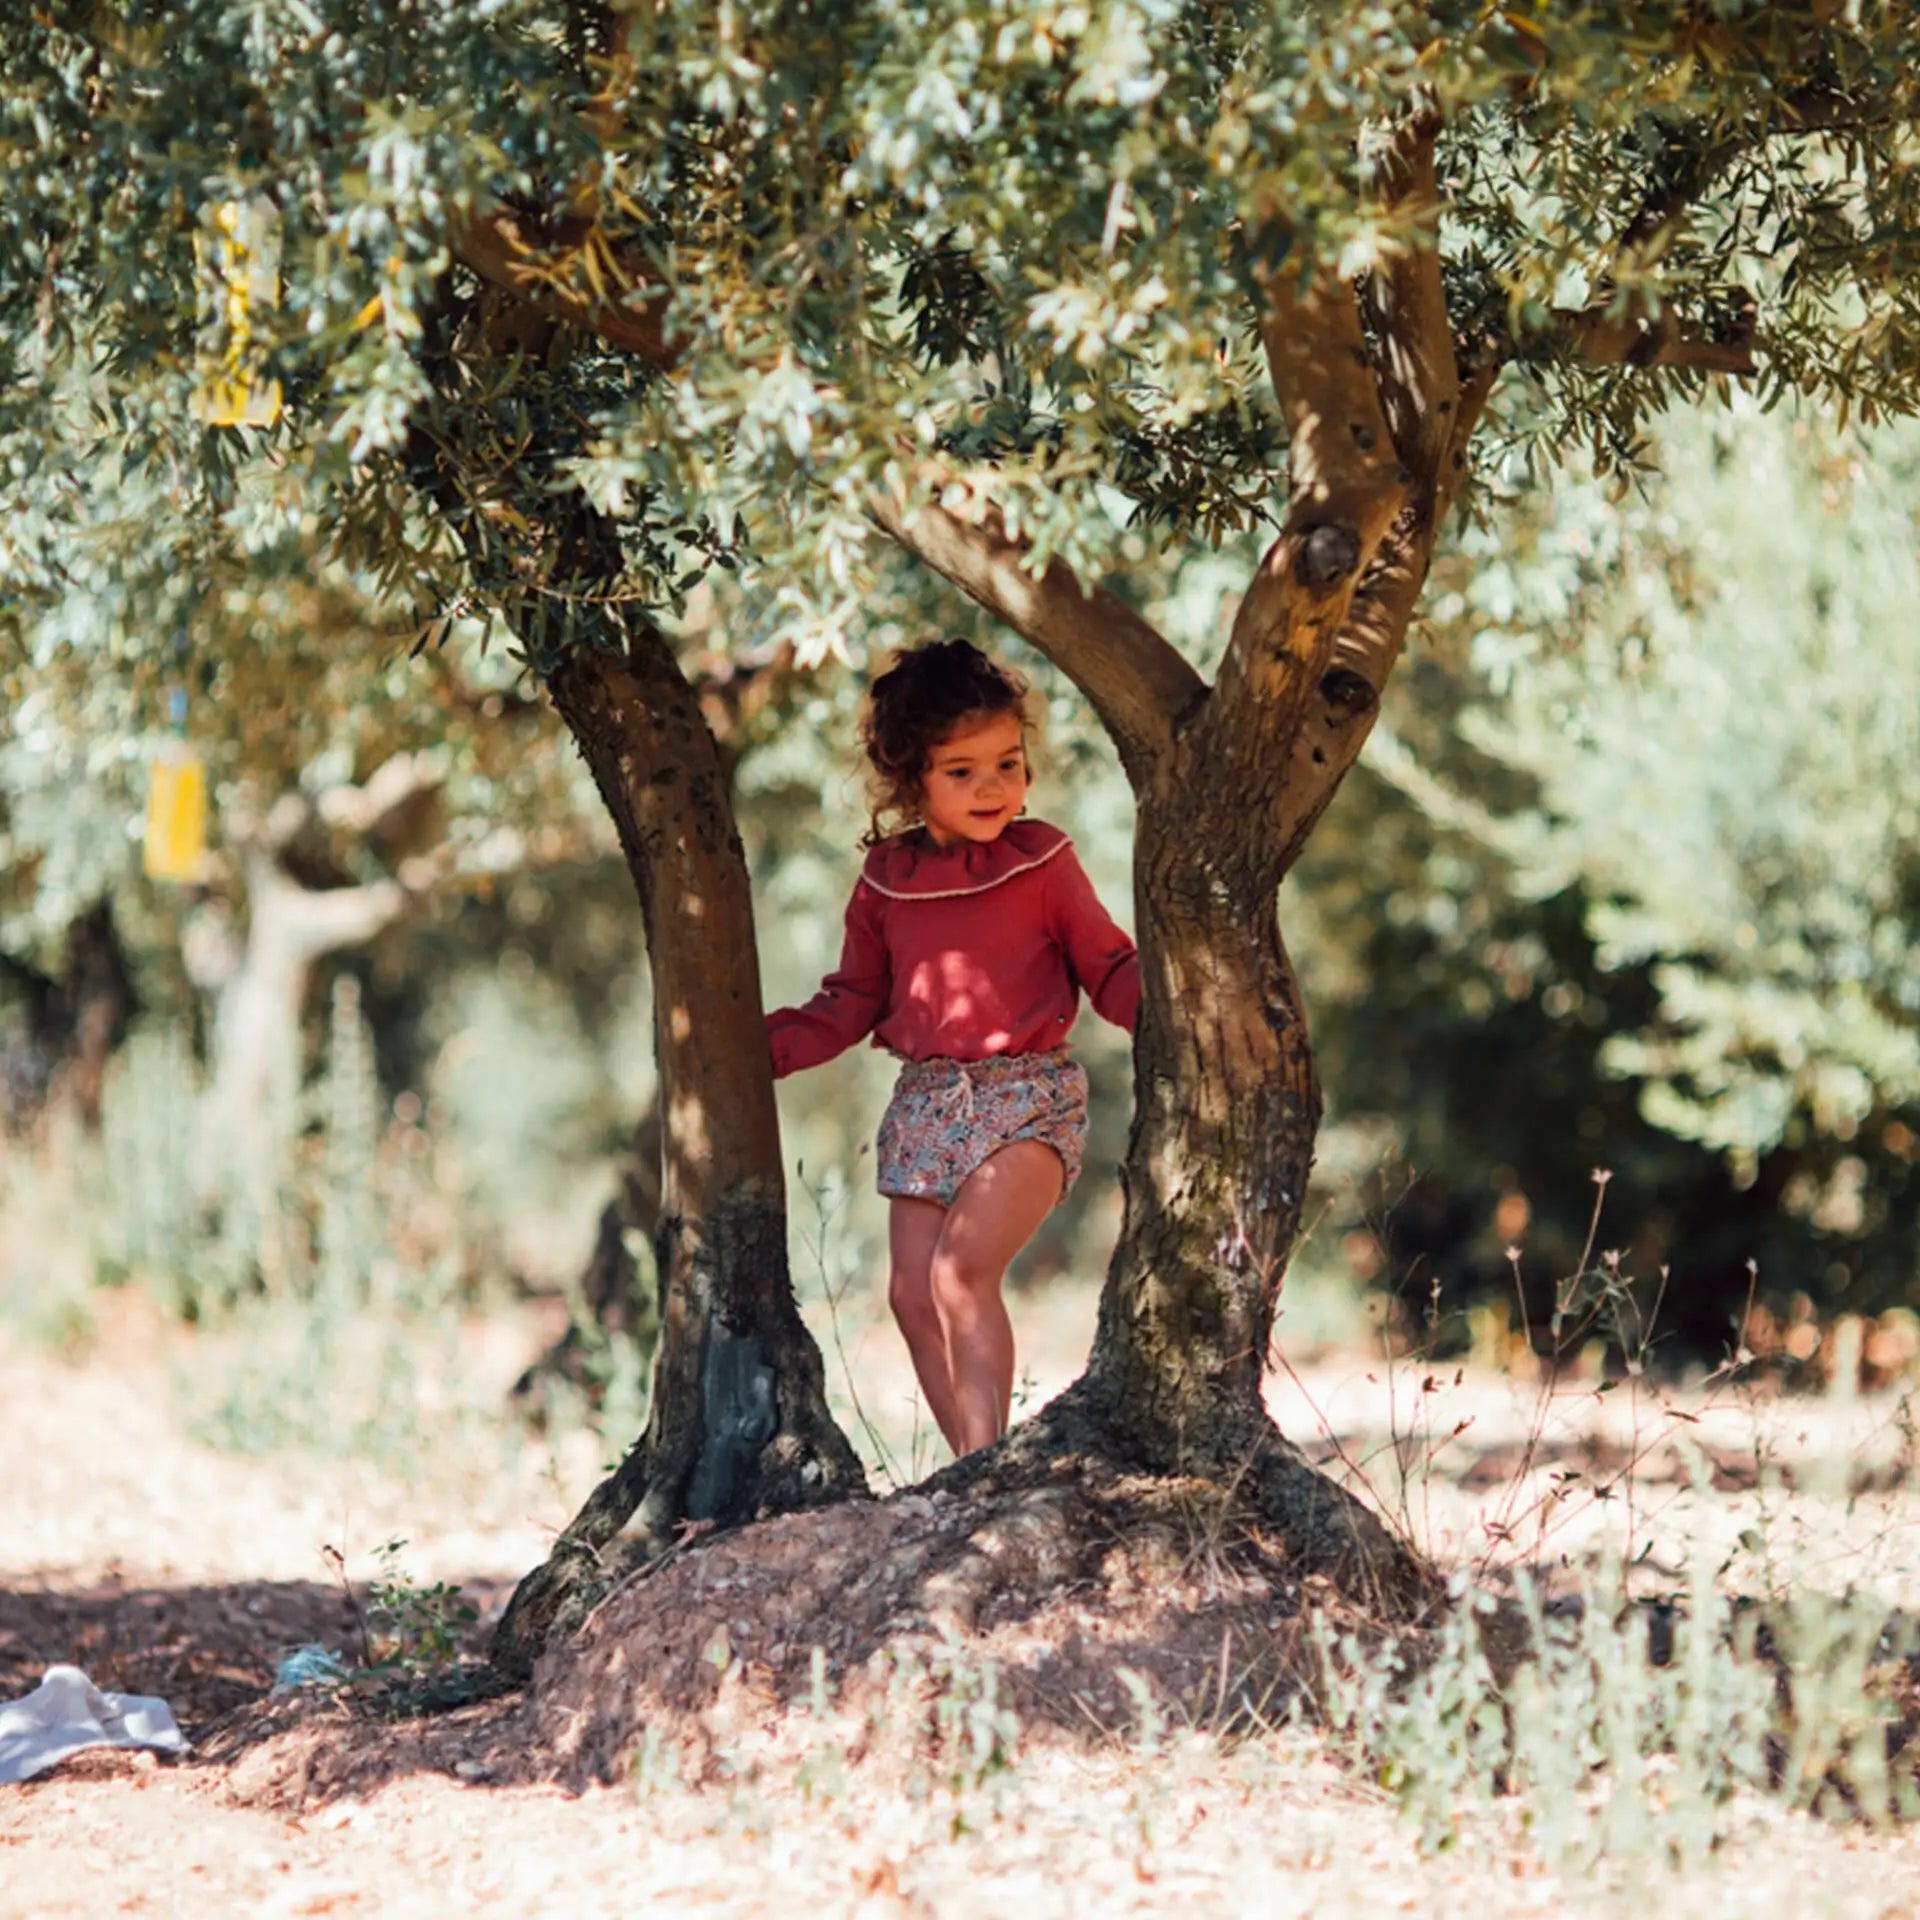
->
xmin=3 ymin=0 xmax=1917 ymax=1450
xmin=4 ymin=396 xmax=1914 ymax=1392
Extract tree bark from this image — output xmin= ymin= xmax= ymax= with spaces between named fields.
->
xmin=510 ymin=644 xmax=785 ymax=1418
xmin=1077 ymin=794 xmax=1318 ymax=1457
xmin=511 ymin=1107 xmax=663 ymax=1422
xmin=189 ymin=850 xmax=410 ymax=1268
xmin=491 ymin=611 xmax=864 ymax=1676
xmin=0 ymin=901 xmax=136 ymax=1132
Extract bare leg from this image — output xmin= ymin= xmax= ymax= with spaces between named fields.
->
xmin=930 ymin=1140 xmax=1064 ymax=1455
xmin=888 ymin=1197 xmax=964 ymax=1454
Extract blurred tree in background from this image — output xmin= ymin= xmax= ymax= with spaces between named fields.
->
xmin=0 ymin=456 xmax=648 ymax=1296
xmin=1296 ymin=401 xmax=1920 ymax=1357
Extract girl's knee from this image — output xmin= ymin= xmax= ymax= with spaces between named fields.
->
xmin=929 ymin=1248 xmax=1000 ymax=1308
xmin=889 ymin=1265 xmax=938 ymax=1326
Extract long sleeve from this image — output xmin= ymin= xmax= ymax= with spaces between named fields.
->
xmin=1046 ymin=846 xmax=1140 ymax=1034
xmin=765 ymin=878 xmax=892 ymax=1078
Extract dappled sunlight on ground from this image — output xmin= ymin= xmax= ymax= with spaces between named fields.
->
xmin=4 ymin=1288 xmax=1920 ymax=1918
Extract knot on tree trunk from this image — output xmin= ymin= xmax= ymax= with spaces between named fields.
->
xmin=1319 ymin=665 xmax=1377 ymax=717
xmin=1293 ymin=523 xmax=1362 ymax=588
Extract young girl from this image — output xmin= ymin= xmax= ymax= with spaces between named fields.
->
xmin=767 ymin=640 xmax=1139 ymax=1458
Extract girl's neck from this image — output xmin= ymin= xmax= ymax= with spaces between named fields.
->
xmin=919 ymin=819 xmax=1011 ymax=850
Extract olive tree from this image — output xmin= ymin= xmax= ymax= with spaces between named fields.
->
xmin=5 ymin=2 xmax=1917 ymax=1662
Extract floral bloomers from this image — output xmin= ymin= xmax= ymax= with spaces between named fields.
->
xmin=875 ymin=1049 xmax=1090 ymax=1207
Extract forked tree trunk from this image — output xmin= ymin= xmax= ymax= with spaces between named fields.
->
xmin=1033 ymin=744 xmax=1431 ymax=1608
xmin=492 ymin=611 xmax=864 ymax=1675
xmin=872 ymin=242 xmax=1478 ymax=1610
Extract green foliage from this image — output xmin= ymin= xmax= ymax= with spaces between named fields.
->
xmin=365 ymin=1537 xmax=481 ymax=1678
xmin=74 ymin=1006 xmax=446 ymax=1453
xmin=1458 ymin=406 xmax=1920 ymax=1163
xmin=94 ymin=1026 xmax=204 ymax=1301
xmin=1316 ymin=1568 xmax=1916 ymax=1872
xmin=4 ymin=3 xmax=1917 ymax=673
xmin=1295 ymin=402 xmax=1920 ymax=1336
xmin=98 ymin=991 xmax=413 ymax=1321
xmin=928 ymin=1647 xmax=1021 ymax=1807
xmin=4 ymin=4 xmax=1918 ymax=1375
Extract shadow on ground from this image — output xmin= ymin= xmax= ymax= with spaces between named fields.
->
xmin=0 ymin=1573 xmax=518 ymax=1732
xmin=3 ymin=1469 xmax=1381 ymax=1811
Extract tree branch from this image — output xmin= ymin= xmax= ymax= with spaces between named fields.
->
xmin=1257 ymin=249 xmax=1407 ymax=550
xmin=244 ymin=852 xmax=410 ymax=965
xmin=1552 ymin=303 xmax=1758 ymax=373
xmin=1536 ymin=122 xmax=1759 ymax=376
xmin=1228 ymin=256 xmax=1407 ymax=676
xmin=868 ymin=482 xmax=1203 ymax=785
xmin=454 ymin=206 xmax=679 ymax=368
xmin=451 ymin=213 xmax=1203 ymax=786
xmin=1273 ymin=355 xmax=1500 ymax=874
xmin=1192 ymin=252 xmax=1408 ymax=867
xmin=1359 ymin=108 xmax=1462 ymax=505
xmin=315 ymin=750 xmax=447 ymax=839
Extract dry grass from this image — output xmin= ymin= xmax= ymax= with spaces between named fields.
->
xmin=4 ymin=1162 xmax=1920 ymax=1918
xmin=0 ymin=1287 xmax=1915 ymax=1914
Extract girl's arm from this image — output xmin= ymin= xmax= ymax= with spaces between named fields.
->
xmin=765 ymin=879 xmax=891 ymax=1077
xmin=1047 ymin=846 xmax=1141 ymax=1034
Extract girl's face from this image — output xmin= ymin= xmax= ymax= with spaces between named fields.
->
xmin=919 ymin=711 xmax=1030 ymax=847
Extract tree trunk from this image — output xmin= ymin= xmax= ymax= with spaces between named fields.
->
xmin=0 ymin=901 xmax=136 ymax=1132
xmin=511 ymin=1108 xmax=662 ymax=1421
xmin=1078 ymin=798 xmax=1319 ymax=1462
xmin=1025 ymin=755 xmax=1433 ymax=1612
xmin=196 ymin=853 xmax=406 ymax=1218
xmin=492 ymin=613 xmax=864 ymax=1676
xmin=59 ymin=903 xmax=137 ymax=1129
xmin=509 ymin=646 xmax=777 ymax=1420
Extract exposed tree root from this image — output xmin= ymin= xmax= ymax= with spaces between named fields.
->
xmin=504 ymin=1398 xmax=1438 ymax=1786
xmin=489 ymin=1363 xmax=861 ymax=1682
xmin=932 ymin=1381 xmax=1440 ymax=1620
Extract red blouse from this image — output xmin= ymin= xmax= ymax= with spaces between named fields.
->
xmin=766 ymin=820 xmax=1139 ymax=1077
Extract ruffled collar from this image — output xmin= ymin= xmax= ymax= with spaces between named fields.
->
xmin=860 ymin=819 xmax=1069 ymax=900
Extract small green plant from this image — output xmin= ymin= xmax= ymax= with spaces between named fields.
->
xmin=1312 ymin=1552 xmax=1917 ymax=1880
xmin=629 ymin=1722 xmax=678 ymax=1801
xmin=790 ymin=1646 xmax=851 ymax=1804
xmin=795 ymin=1157 xmax=905 ymax=1487
xmin=1115 ymin=1666 xmax=1174 ymax=1857
xmin=26 ymin=1290 xmax=98 ymax=1361
xmin=363 ymin=1537 xmax=479 ymax=1678
xmin=926 ymin=1637 xmax=1021 ymax=1807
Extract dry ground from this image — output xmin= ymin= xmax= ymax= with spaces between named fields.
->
xmin=4 ymin=1280 xmax=1920 ymax=1918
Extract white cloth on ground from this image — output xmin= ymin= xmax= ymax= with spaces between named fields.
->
xmin=0 ymin=1665 xmax=188 ymax=1784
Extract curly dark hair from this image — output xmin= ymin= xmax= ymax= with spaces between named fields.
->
xmin=860 ymin=639 xmax=1033 ymax=843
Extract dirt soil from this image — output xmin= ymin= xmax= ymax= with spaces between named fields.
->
xmin=6 ymin=1288 xmax=1920 ymax=1919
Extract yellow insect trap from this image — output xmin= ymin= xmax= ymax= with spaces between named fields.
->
xmin=191 ymin=195 xmax=283 ymax=429
xmin=143 ymin=725 xmax=208 ymax=883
